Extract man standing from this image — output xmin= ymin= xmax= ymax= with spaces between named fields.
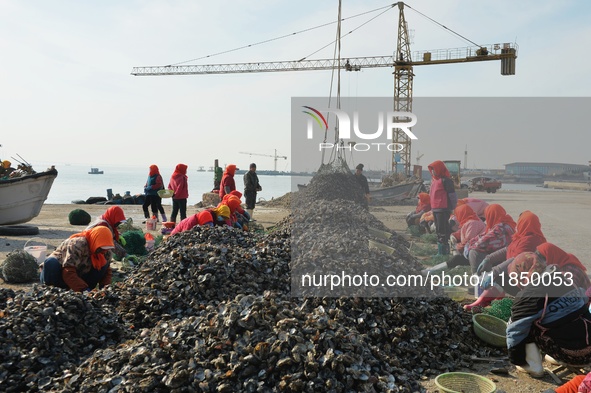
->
xmin=243 ymin=163 xmax=262 ymax=219
xmin=354 ymin=163 xmax=370 ymax=204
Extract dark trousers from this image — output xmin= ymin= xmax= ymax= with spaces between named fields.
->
xmin=40 ymin=257 xmax=110 ymax=290
xmin=143 ymin=195 xmax=165 ymax=218
xmin=244 ymin=190 xmax=257 ymax=210
xmin=433 ymin=210 xmax=451 ymax=244
xmin=171 ymin=198 xmax=187 ymax=222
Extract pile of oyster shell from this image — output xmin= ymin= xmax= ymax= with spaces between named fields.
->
xmin=0 ymin=171 xmax=503 ymax=392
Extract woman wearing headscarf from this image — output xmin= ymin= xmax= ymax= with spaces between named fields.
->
xmin=466 ymin=211 xmax=545 ymax=310
xmin=220 ymin=194 xmax=249 ymax=230
xmin=219 ymin=164 xmax=237 ymax=199
xmin=405 ymin=192 xmax=431 ymax=227
xmin=456 ymin=197 xmax=489 ymax=220
xmin=85 ymin=206 xmax=128 ymax=259
xmin=536 ymin=242 xmax=591 ymax=291
xmin=427 ymin=160 xmax=458 ymax=255
xmin=170 ymin=205 xmax=232 ymax=236
xmin=506 ymin=252 xmax=591 ymax=378
xmin=464 ymin=204 xmax=516 ymax=274
xmin=168 ymin=163 xmax=189 ymax=223
xmin=40 ymin=226 xmax=115 ymax=292
xmin=142 ymin=164 xmax=167 ymax=222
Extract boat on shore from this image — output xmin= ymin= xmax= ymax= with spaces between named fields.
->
xmin=0 ymin=167 xmax=58 ymax=225
xmin=88 ymin=167 xmax=103 ymax=174
xmin=297 ymin=179 xmax=424 ymax=202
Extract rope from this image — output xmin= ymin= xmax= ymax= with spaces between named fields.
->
xmin=171 ymin=3 xmax=397 ymax=66
xmin=404 ymin=3 xmax=481 ymax=48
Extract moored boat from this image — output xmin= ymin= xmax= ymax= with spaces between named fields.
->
xmin=0 ymin=167 xmax=58 ymax=225
xmin=88 ymin=167 xmax=104 ymax=174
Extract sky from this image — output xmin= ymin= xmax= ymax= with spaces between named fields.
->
xmin=1 ymin=0 xmax=590 ymax=172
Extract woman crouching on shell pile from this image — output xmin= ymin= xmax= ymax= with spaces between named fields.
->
xmin=40 ymin=226 xmax=115 ymax=292
xmin=505 ymin=251 xmax=591 ymax=378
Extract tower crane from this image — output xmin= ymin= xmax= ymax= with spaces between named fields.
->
xmin=239 ymin=149 xmax=288 ymax=172
xmin=132 ymin=2 xmax=517 ymax=176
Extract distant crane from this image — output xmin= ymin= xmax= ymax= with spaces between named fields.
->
xmin=239 ymin=149 xmax=287 ymax=172
xmin=415 ymin=151 xmax=424 ymax=165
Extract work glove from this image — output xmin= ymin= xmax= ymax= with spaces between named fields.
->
xmin=476 ymin=258 xmax=493 ymax=275
xmin=118 ymin=237 xmax=127 ymax=247
xmin=480 ymin=272 xmax=493 ymax=290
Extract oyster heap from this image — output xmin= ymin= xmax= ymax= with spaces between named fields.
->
xmin=0 ymin=169 xmax=504 ymax=392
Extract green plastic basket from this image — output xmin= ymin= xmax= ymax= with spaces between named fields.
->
xmin=472 ymin=313 xmax=507 ymax=348
xmin=434 ymin=372 xmax=496 ymax=393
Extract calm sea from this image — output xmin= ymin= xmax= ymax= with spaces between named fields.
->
xmin=44 ymin=164 xmax=312 ymax=205
xmin=42 ymin=164 xmax=556 ymax=205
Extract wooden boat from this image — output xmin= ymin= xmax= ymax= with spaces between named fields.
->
xmin=0 ymin=167 xmax=58 ymax=225
xmin=88 ymin=167 xmax=104 ymax=174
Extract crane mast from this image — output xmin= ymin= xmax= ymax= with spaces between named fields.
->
xmin=393 ymin=2 xmax=413 ymax=175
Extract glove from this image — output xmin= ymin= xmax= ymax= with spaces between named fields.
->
xmin=480 ymin=272 xmax=493 ymax=290
xmin=118 ymin=237 xmax=127 ymax=246
xmin=476 ymin=258 xmax=493 ymax=275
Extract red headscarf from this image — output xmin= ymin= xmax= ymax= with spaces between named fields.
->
xmin=427 ymin=160 xmax=450 ymax=180
xmin=484 ymin=204 xmax=516 ymax=231
xmin=507 ymin=251 xmax=546 ymax=290
xmin=454 ymin=204 xmax=480 ymax=226
xmin=536 ymin=242 xmax=586 ymax=272
xmin=223 ymin=195 xmax=244 ymax=214
xmin=70 ymin=226 xmax=114 ymax=270
xmin=149 ymin=164 xmax=160 ymax=176
xmin=224 ymin=164 xmax=237 ymax=176
xmin=99 ymin=206 xmax=126 ymax=240
xmin=197 ymin=210 xmax=214 ymax=226
xmin=506 ymin=211 xmax=546 ymax=258
xmin=416 ymin=193 xmax=431 ymax=213
xmin=229 ymin=190 xmax=243 ymax=199
xmin=172 ymin=163 xmax=188 ymax=176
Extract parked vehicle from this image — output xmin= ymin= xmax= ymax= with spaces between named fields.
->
xmin=468 ymin=176 xmax=502 ymax=193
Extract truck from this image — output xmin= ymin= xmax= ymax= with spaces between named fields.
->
xmin=468 ymin=176 xmax=502 ymax=193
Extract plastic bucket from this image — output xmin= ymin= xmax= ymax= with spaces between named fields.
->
xmin=146 ymin=218 xmax=157 ymax=231
xmin=24 ymin=238 xmax=47 ymax=265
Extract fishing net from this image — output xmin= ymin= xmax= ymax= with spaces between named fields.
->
xmin=68 ymin=209 xmax=91 ymax=225
xmin=1 ymin=249 xmax=39 ymax=283
xmin=484 ymin=297 xmax=514 ymax=322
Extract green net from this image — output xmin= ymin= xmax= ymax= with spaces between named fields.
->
xmin=483 ymin=297 xmax=514 ymax=322
xmin=1 ymin=249 xmax=39 ymax=283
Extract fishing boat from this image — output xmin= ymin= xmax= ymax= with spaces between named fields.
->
xmin=197 ymin=166 xmax=206 ymax=172
xmin=88 ymin=167 xmax=104 ymax=174
xmin=0 ymin=167 xmax=58 ymax=225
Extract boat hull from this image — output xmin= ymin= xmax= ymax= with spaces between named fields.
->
xmin=368 ymin=181 xmax=423 ymax=200
xmin=0 ymin=168 xmax=58 ymax=225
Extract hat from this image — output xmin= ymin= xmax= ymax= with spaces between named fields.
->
xmin=356 ymin=163 xmax=364 ymax=170
xmin=250 ymin=163 xmax=256 ymax=169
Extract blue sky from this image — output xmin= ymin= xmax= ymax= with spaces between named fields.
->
xmin=1 ymin=1 xmax=589 ymax=172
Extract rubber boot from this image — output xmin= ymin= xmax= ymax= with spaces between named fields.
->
xmin=516 ymin=343 xmax=544 ymax=378
xmin=441 ymin=242 xmax=450 ymax=255
xmin=161 ymin=213 xmax=168 ymax=223
xmin=434 ymin=243 xmax=443 ymax=257
xmin=246 ymin=209 xmax=254 ymax=221
xmin=463 ymin=286 xmax=505 ymax=311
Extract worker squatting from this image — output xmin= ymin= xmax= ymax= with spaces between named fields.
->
xmin=318 ymin=142 xmax=405 ymax=152
xmin=301 ymin=271 xmax=484 ymax=292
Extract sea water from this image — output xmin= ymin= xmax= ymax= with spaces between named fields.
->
xmin=44 ymin=164 xmax=313 ymax=205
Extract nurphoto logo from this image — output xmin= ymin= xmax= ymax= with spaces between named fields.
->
xmin=301 ymin=106 xmax=418 ymax=152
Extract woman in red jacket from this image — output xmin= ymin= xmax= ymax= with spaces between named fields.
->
xmin=427 ymin=160 xmax=457 ymax=255
xmin=168 ymin=163 xmax=189 ymax=223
